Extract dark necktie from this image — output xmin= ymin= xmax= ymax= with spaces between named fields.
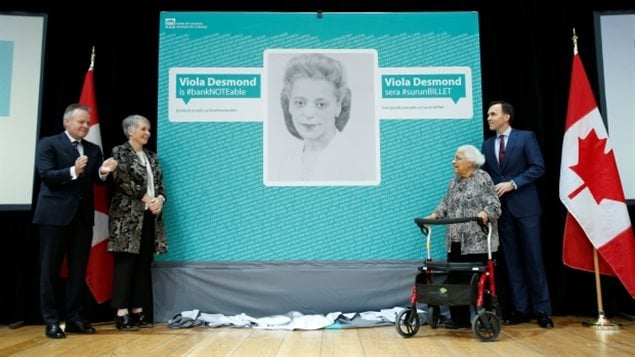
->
xmin=72 ymin=140 xmax=80 ymax=155
xmin=498 ymin=135 xmax=505 ymax=167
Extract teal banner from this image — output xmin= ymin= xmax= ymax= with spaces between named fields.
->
xmin=157 ymin=12 xmax=483 ymax=261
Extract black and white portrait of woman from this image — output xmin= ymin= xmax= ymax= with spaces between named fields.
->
xmin=264 ymin=50 xmax=380 ymax=186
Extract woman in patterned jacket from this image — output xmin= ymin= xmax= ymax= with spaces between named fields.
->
xmin=108 ymin=114 xmax=167 ymax=331
xmin=424 ymin=144 xmax=501 ymax=329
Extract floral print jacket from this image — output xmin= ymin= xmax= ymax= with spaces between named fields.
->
xmin=108 ymin=141 xmax=167 ymax=254
xmin=433 ymin=169 xmax=501 ymax=255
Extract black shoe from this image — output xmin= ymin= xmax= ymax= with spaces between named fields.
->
xmin=445 ymin=320 xmax=471 ymax=329
xmin=65 ymin=320 xmax=96 ymax=334
xmin=503 ymin=311 xmax=530 ymax=325
xmin=115 ymin=315 xmax=140 ymax=331
xmin=45 ymin=322 xmax=66 ymax=339
xmin=536 ymin=312 xmax=554 ymax=329
xmin=131 ymin=312 xmax=153 ymax=328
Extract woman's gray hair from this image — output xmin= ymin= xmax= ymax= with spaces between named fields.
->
xmin=457 ymin=144 xmax=485 ymax=168
xmin=122 ymin=114 xmax=150 ymax=138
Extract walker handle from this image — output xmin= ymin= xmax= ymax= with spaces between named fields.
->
xmin=414 ymin=216 xmax=493 ymax=259
xmin=414 ymin=216 xmax=482 ymax=229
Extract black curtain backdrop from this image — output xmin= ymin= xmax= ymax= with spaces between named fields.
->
xmin=1 ymin=1 xmax=634 ymax=325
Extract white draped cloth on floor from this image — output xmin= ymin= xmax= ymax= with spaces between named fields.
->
xmin=166 ymin=307 xmax=425 ymax=330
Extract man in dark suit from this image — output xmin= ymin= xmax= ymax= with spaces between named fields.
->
xmin=481 ymin=101 xmax=554 ymax=329
xmin=33 ymin=103 xmax=118 ymax=339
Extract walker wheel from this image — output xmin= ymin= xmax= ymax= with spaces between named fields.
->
xmin=428 ymin=305 xmax=441 ymax=329
xmin=472 ymin=311 xmax=501 ymax=342
xmin=395 ymin=308 xmax=420 ymax=338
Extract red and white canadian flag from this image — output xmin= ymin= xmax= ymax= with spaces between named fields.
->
xmin=80 ymin=50 xmax=113 ymax=303
xmin=559 ymin=51 xmax=635 ymax=298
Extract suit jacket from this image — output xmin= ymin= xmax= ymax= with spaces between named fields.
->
xmin=33 ymin=132 xmax=104 ymax=226
xmin=482 ymin=129 xmax=545 ymax=218
xmin=108 ymin=141 xmax=167 ymax=255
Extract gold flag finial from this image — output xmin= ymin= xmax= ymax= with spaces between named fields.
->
xmin=572 ymin=28 xmax=578 ymax=55
xmin=89 ymin=46 xmax=95 ymax=71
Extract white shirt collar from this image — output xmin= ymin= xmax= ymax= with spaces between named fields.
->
xmin=498 ymin=127 xmax=512 ymax=138
xmin=64 ymin=131 xmax=80 ymax=143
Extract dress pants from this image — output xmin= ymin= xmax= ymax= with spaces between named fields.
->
xmin=111 ymin=211 xmax=155 ymax=309
xmin=39 ymin=213 xmax=92 ymax=324
xmin=498 ymin=207 xmax=552 ymax=315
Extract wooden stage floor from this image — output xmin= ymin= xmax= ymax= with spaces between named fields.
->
xmin=1 ymin=315 xmax=634 ymax=356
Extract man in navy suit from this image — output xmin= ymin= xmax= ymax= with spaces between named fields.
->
xmin=481 ymin=101 xmax=554 ymax=329
xmin=33 ymin=103 xmax=118 ymax=338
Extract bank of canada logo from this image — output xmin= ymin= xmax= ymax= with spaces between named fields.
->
xmin=165 ymin=18 xmax=176 ymax=29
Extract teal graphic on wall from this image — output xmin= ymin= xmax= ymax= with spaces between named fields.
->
xmin=157 ymin=12 xmax=483 ymax=261
xmin=0 ymin=41 xmax=14 ymax=117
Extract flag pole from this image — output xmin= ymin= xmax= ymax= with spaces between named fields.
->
xmin=581 ymin=249 xmax=620 ymax=329
xmin=89 ymin=46 xmax=95 ymax=71
xmin=80 ymin=45 xmax=115 ymax=303
xmin=571 ymin=28 xmax=620 ymax=330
